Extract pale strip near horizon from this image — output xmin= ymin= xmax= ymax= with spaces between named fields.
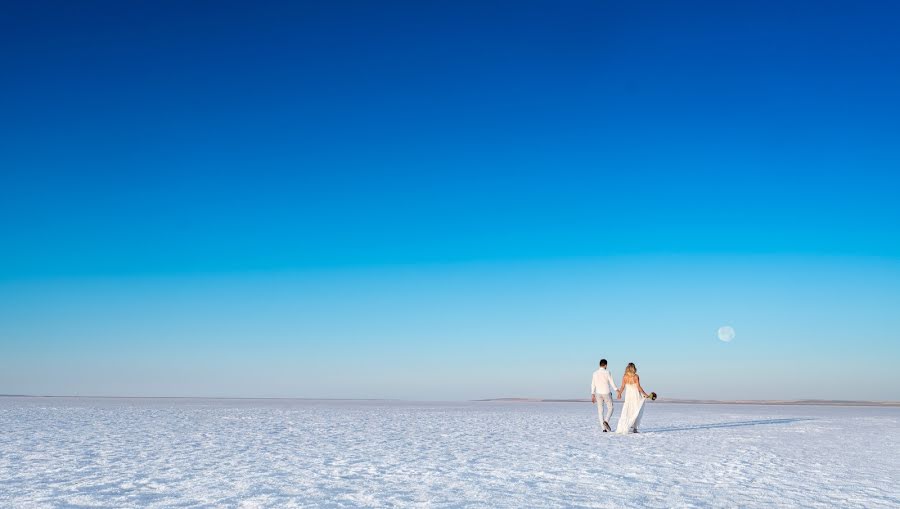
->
xmin=2 ymin=395 xmax=899 ymax=407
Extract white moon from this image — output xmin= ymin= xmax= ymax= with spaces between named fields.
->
xmin=717 ymin=326 xmax=735 ymax=342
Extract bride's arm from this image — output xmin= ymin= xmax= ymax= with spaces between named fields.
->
xmin=636 ymin=374 xmax=649 ymax=398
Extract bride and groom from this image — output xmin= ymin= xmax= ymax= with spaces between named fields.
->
xmin=591 ymin=359 xmax=652 ymax=434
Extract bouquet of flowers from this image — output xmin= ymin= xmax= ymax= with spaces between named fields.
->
xmin=646 ymin=392 xmax=657 ymax=401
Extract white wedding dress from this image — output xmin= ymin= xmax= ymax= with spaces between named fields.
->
xmin=615 ymin=382 xmax=645 ymax=434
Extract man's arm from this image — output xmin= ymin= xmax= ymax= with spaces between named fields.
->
xmin=590 ymin=373 xmax=597 ymax=403
xmin=607 ymin=372 xmax=618 ymax=393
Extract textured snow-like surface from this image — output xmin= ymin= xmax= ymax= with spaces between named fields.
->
xmin=1 ymin=398 xmax=898 ymax=508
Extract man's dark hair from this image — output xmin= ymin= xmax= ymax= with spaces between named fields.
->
xmin=599 ymin=359 xmax=607 ymax=367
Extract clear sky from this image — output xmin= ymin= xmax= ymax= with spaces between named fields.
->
xmin=2 ymin=1 xmax=899 ymax=400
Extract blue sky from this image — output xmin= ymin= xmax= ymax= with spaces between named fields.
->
xmin=1 ymin=1 xmax=899 ymax=400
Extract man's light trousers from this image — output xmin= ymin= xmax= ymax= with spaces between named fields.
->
xmin=595 ymin=392 xmax=614 ymax=424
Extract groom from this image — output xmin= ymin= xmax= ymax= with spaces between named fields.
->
xmin=591 ymin=358 xmax=618 ymax=432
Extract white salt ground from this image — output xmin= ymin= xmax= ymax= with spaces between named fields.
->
xmin=1 ymin=397 xmax=898 ymax=508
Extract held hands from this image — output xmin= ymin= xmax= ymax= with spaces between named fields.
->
xmin=616 ymin=391 xmax=622 ymax=399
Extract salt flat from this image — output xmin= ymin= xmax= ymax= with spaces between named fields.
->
xmin=1 ymin=398 xmax=898 ymax=508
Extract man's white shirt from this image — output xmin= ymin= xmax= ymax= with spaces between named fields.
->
xmin=591 ymin=367 xmax=618 ymax=395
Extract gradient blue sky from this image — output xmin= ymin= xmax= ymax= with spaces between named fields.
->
xmin=2 ymin=1 xmax=899 ymax=400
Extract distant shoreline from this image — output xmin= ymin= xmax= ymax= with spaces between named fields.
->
xmin=474 ymin=398 xmax=900 ymax=407
xmin=0 ymin=395 xmax=397 ymax=401
xmin=2 ymin=394 xmax=898 ymax=407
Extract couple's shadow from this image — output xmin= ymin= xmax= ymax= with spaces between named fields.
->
xmin=641 ymin=417 xmax=813 ymax=433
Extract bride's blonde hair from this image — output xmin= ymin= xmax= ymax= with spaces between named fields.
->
xmin=625 ymin=362 xmax=637 ymax=375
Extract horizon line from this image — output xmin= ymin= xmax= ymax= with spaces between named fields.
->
xmin=2 ymin=394 xmax=899 ymax=407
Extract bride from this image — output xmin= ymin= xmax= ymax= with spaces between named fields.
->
xmin=615 ymin=362 xmax=650 ymax=434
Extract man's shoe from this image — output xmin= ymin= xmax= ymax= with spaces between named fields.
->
xmin=603 ymin=421 xmax=611 ymax=432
